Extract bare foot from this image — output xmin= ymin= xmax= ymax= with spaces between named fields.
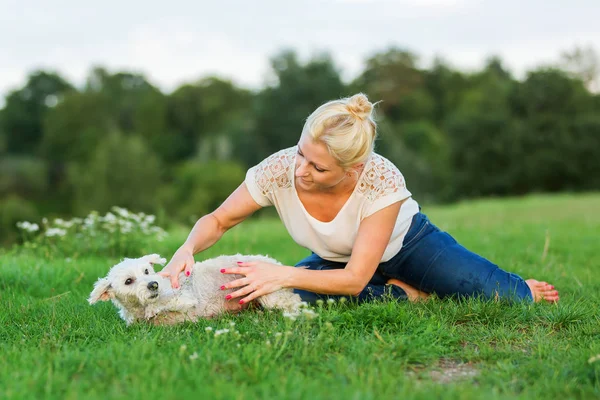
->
xmin=387 ymin=278 xmax=430 ymax=302
xmin=525 ymin=279 xmax=559 ymax=303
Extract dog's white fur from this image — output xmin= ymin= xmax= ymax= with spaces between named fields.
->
xmin=89 ymin=254 xmax=303 ymax=325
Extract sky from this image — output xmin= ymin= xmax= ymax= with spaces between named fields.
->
xmin=1 ymin=0 xmax=599 ymax=98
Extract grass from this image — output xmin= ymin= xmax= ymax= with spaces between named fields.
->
xmin=1 ymin=192 xmax=599 ymax=399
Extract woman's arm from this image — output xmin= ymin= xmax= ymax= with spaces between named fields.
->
xmin=224 ymin=200 xmax=405 ymax=303
xmin=159 ymin=182 xmax=263 ymax=288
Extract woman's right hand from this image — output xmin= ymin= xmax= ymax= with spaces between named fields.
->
xmin=158 ymin=246 xmax=196 ymax=289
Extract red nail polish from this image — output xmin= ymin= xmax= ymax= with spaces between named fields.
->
xmin=237 ymin=262 xmax=242 ymax=265
xmin=239 ymin=300 xmax=244 ymax=304
xmin=220 ymin=285 xmax=226 ymax=290
xmin=226 ymin=295 xmax=232 ymax=300
xmin=220 ymin=269 xmax=225 ymax=273
xmin=185 ymin=271 xmax=190 ymax=276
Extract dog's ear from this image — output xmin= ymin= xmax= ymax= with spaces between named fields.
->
xmin=88 ymin=278 xmax=113 ymax=304
xmin=142 ymin=254 xmax=167 ymax=266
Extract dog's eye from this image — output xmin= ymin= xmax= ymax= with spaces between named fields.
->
xmin=125 ymin=278 xmax=134 ymax=285
xmin=144 ymin=269 xmax=149 ymax=275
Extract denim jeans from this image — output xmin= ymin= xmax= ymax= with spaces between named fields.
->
xmin=293 ymin=212 xmax=533 ymax=303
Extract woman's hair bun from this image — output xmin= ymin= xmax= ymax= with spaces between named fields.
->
xmin=346 ymin=93 xmax=373 ymax=120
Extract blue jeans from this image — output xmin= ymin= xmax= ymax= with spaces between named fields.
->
xmin=293 ymin=212 xmax=533 ymax=303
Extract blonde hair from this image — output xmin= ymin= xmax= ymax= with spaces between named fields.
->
xmin=302 ymin=93 xmax=377 ymax=169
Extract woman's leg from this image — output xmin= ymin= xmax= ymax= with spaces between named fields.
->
xmin=379 ymin=213 xmax=559 ymax=302
xmin=293 ymin=253 xmax=409 ymax=303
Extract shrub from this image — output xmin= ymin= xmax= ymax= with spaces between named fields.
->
xmin=15 ymin=206 xmax=167 ymax=257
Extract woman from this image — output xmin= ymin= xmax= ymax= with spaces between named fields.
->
xmin=159 ymin=94 xmax=559 ymax=308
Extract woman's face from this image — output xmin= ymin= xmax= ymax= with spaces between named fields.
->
xmin=294 ymin=134 xmax=348 ymax=191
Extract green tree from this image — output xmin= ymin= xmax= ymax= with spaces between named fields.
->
xmin=352 ymin=48 xmax=428 ymax=122
xmin=67 ymin=133 xmax=163 ymax=215
xmin=1 ymin=71 xmax=74 ymax=154
xmin=444 ymin=60 xmax=520 ymax=198
xmin=167 ymin=77 xmax=253 ymax=163
xmin=250 ymin=50 xmax=346 ymax=165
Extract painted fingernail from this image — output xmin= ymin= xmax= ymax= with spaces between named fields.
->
xmin=185 ymin=271 xmax=190 ymax=276
xmin=237 ymin=262 xmax=242 ymax=265
xmin=225 ymin=295 xmax=232 ymax=300
xmin=220 ymin=269 xmax=225 ymax=273
xmin=220 ymin=285 xmax=226 ymax=290
xmin=239 ymin=300 xmax=244 ymax=304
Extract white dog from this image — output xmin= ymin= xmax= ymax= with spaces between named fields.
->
xmin=89 ymin=254 xmax=303 ymax=325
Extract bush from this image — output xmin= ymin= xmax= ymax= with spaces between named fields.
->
xmin=0 ymin=195 xmax=39 ymax=245
xmin=15 ymin=206 xmax=167 ymax=257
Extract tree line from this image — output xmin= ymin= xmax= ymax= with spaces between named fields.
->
xmin=1 ymin=47 xmax=599 ymax=244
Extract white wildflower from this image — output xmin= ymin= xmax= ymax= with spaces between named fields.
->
xmin=327 ymin=298 xmax=335 ymax=305
xmin=283 ymin=312 xmax=297 ymax=321
xmin=205 ymin=327 xmax=213 ymax=332
xmin=214 ymin=328 xmax=230 ymax=337
xmin=189 ymin=352 xmax=198 ymax=360
xmin=16 ymin=221 xmax=39 ymax=232
xmin=45 ymin=228 xmax=67 ymax=237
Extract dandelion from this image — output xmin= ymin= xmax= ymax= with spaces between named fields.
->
xmin=327 ymin=298 xmax=335 ymax=305
xmin=316 ymin=299 xmax=324 ymax=306
xmin=339 ymin=297 xmax=347 ymax=303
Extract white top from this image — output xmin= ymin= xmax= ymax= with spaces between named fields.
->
xmin=245 ymin=146 xmax=420 ymax=262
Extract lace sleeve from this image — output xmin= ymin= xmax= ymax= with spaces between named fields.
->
xmin=245 ymin=147 xmax=296 ymax=207
xmin=358 ymin=154 xmax=412 ymax=217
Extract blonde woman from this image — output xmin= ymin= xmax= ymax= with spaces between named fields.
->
xmin=159 ymin=94 xmax=559 ymax=307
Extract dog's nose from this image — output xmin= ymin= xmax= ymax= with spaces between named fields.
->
xmin=147 ymin=281 xmax=158 ymax=291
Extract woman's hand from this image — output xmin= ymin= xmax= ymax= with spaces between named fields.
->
xmin=158 ymin=246 xmax=195 ymax=289
xmin=220 ymin=261 xmax=294 ymax=304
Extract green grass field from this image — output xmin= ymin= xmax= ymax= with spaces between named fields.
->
xmin=1 ymin=193 xmax=599 ymax=399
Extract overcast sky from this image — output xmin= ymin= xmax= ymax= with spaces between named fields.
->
xmin=1 ymin=0 xmax=599 ymax=98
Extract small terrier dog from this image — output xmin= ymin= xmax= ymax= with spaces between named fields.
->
xmin=89 ymin=254 xmax=302 ymax=325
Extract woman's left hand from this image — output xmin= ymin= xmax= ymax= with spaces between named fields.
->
xmin=220 ymin=261 xmax=293 ymax=305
